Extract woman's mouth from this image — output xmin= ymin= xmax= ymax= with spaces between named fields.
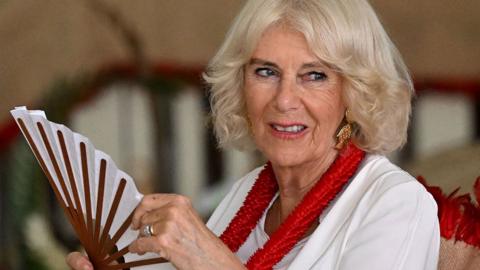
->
xmin=271 ymin=124 xmax=307 ymax=133
xmin=269 ymin=123 xmax=308 ymax=139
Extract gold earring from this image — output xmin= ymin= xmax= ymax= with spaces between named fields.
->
xmin=335 ymin=109 xmax=353 ymax=149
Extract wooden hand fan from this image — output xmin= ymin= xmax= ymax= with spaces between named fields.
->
xmin=11 ymin=107 xmax=167 ymax=270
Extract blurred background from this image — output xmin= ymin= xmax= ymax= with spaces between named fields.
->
xmin=0 ymin=0 xmax=479 ymax=269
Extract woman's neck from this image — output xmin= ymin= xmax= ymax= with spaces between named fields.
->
xmin=266 ymin=148 xmax=338 ymax=234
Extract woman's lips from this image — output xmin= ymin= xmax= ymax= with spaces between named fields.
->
xmin=269 ymin=123 xmax=308 ymax=139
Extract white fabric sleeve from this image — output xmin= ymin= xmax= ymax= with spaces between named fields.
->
xmin=338 ymin=181 xmax=440 ymax=270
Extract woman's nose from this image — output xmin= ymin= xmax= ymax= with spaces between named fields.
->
xmin=273 ymin=77 xmax=301 ymax=112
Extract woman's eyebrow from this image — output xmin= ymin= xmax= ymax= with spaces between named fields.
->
xmin=302 ymin=61 xmax=326 ymax=69
xmin=249 ymin=58 xmax=327 ymax=69
xmin=249 ymin=58 xmax=279 ymax=68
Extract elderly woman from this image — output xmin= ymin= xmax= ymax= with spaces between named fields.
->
xmin=68 ymin=0 xmax=439 ymax=269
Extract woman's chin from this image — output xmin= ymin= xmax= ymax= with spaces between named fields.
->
xmin=267 ymin=153 xmax=307 ymax=168
xmin=263 ymin=145 xmax=337 ymax=171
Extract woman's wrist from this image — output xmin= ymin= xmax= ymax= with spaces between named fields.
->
xmin=191 ymin=230 xmax=246 ymax=270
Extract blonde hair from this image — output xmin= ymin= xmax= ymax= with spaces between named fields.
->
xmin=204 ymin=0 xmax=413 ymax=154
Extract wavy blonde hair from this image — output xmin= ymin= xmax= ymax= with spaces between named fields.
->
xmin=204 ymin=0 xmax=413 ymax=154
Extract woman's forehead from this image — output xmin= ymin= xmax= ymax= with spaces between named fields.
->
xmin=250 ymin=24 xmax=329 ymax=67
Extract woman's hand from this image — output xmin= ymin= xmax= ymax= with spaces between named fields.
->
xmin=66 ymin=252 xmax=93 ymax=270
xmin=129 ymin=194 xmax=245 ymax=270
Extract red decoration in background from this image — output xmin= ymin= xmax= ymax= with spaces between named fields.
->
xmin=419 ymin=176 xmax=480 ymax=248
xmin=0 ymin=120 xmax=20 ymax=153
xmin=415 ymin=78 xmax=480 ymax=97
xmin=456 ymin=177 xmax=480 ymax=247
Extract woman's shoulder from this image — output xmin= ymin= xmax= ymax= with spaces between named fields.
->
xmin=350 ymin=154 xmax=438 ymax=218
xmin=335 ymin=155 xmax=440 ymax=269
xmin=358 ymin=154 xmax=430 ymax=195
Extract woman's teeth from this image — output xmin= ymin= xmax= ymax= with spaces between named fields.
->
xmin=272 ymin=125 xmax=306 ymax=133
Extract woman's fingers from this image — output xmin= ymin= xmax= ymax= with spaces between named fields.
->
xmin=65 ymin=252 xmax=93 ymax=270
xmin=132 ymin=194 xmax=192 ymax=229
xmin=132 ymin=194 xmax=173 ymax=229
xmin=129 ymin=236 xmax=164 ymax=256
xmin=130 ymin=194 xmax=197 ymax=259
xmin=139 ymin=204 xmax=181 ymax=229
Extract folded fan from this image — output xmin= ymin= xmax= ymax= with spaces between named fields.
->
xmin=11 ymin=107 xmax=166 ymax=270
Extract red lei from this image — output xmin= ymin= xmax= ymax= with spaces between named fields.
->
xmin=220 ymin=142 xmax=365 ymax=270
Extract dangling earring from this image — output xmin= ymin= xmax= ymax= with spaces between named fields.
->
xmin=335 ymin=109 xmax=353 ymax=149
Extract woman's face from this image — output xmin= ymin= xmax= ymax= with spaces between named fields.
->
xmin=244 ymin=25 xmax=346 ymax=168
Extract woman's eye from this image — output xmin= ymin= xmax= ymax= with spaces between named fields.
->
xmin=255 ymin=68 xmax=276 ymax=77
xmin=303 ymin=71 xmax=327 ymax=81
